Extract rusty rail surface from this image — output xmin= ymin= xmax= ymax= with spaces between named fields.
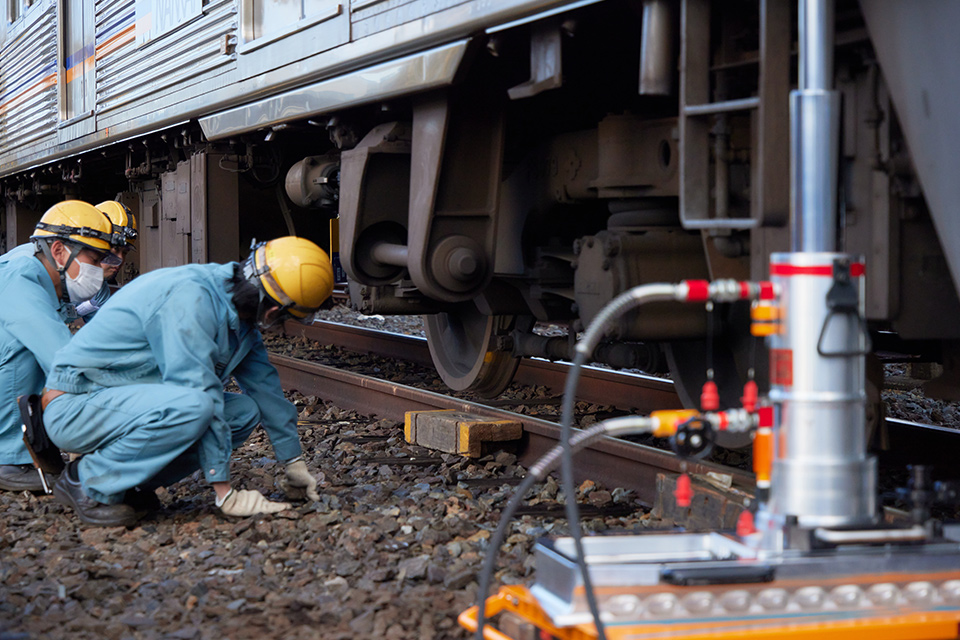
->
xmin=270 ymin=351 xmax=753 ymax=512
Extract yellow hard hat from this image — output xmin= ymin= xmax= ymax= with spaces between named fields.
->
xmin=248 ymin=236 xmax=334 ymax=319
xmin=95 ymin=200 xmax=138 ymax=250
xmin=31 ymin=200 xmax=113 ymax=253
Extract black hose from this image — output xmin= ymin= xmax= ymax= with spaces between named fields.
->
xmin=557 ymin=350 xmax=608 ymax=640
xmin=474 ymin=284 xmax=677 ymax=640
xmin=473 ymin=418 xmax=649 ymax=639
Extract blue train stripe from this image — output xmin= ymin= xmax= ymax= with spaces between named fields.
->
xmin=98 ymin=11 xmax=135 ymax=42
xmin=64 ymin=42 xmax=96 ymax=71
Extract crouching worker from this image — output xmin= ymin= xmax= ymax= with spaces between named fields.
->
xmin=0 ymin=201 xmax=115 ymax=492
xmin=42 ymin=237 xmax=334 ymax=526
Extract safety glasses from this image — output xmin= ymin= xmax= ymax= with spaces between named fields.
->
xmin=100 ymin=252 xmax=123 ymax=267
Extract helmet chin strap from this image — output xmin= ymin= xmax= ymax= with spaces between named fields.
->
xmin=34 ymin=239 xmax=82 ymax=310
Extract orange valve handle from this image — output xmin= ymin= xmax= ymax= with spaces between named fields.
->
xmin=753 ymin=427 xmax=774 ymax=489
xmin=650 ymin=409 xmax=700 ymax=437
xmin=751 ymin=300 xmax=782 ymax=336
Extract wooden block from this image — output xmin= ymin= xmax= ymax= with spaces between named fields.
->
xmin=457 ymin=417 xmax=522 ymax=458
xmin=404 ymin=410 xmax=522 ymax=458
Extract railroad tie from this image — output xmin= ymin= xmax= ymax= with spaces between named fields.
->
xmin=404 ymin=410 xmax=522 ymax=458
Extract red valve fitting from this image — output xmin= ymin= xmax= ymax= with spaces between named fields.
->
xmin=682 ymin=280 xmax=710 ymax=302
xmin=675 ymin=473 xmax=693 ymax=508
xmin=700 ymin=380 xmax=719 ymax=411
xmin=759 ymin=281 xmax=776 ymax=300
xmin=741 ymin=380 xmax=758 ymax=413
xmin=736 ymin=510 xmax=757 ymax=537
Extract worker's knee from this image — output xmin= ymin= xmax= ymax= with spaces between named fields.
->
xmin=174 ymin=390 xmax=216 ymax=439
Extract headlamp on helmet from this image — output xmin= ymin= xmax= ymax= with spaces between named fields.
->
xmin=95 ymin=201 xmax=138 ymax=251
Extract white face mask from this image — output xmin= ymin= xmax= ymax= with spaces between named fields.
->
xmin=64 ymin=260 xmax=104 ymax=302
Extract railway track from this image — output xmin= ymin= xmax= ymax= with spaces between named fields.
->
xmin=270 ymin=319 xmax=960 ymax=527
xmin=270 ymin=350 xmax=752 ymax=510
xmin=273 ymin=320 xmax=754 ymax=527
xmin=283 ymin=322 xmax=959 ymax=447
xmin=283 ymin=320 xmax=681 ymax=413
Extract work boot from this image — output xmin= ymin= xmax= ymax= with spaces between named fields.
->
xmin=123 ymin=486 xmax=162 ymax=515
xmin=53 ymin=461 xmax=136 ymax=527
xmin=0 ymin=464 xmax=56 ymax=492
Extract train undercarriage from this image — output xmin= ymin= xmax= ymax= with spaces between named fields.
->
xmin=2 ymin=0 xmax=959 ymax=451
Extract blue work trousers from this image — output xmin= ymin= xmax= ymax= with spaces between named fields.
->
xmin=45 ymin=385 xmax=260 ymax=504
xmin=0 ymin=328 xmax=46 ymax=465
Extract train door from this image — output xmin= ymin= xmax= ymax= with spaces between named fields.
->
xmin=57 ymin=0 xmax=95 ymax=140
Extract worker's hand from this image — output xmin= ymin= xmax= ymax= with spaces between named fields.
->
xmin=278 ymin=458 xmax=320 ymax=502
xmin=217 ymin=489 xmax=291 ymax=516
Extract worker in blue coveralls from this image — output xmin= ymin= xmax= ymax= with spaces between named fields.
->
xmin=42 ymin=236 xmax=334 ymax=527
xmin=76 ymin=200 xmax=138 ymax=322
xmin=0 ymin=201 xmax=117 ymax=492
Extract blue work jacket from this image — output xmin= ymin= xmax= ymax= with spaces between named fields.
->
xmin=0 ymin=244 xmax=73 ymax=373
xmin=46 ymin=263 xmax=302 ymax=482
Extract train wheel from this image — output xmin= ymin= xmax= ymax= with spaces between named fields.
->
xmin=424 ymin=303 xmax=520 ymax=398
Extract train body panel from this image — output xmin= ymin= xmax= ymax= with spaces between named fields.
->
xmin=0 ymin=1 xmax=57 ymax=159
xmin=0 ymin=0 xmax=567 ymax=176
xmin=859 ymin=1 xmax=960 ymax=329
xmin=2 ymin=0 xmax=959 ymax=407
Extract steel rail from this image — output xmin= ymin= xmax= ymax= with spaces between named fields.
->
xmin=283 ymin=320 xmax=682 ymax=414
xmin=878 ymin=418 xmax=960 ymax=470
xmin=275 ymin=320 xmax=960 ymax=509
xmin=285 ymin=321 xmax=959 ymax=455
xmin=269 ymin=352 xmax=753 ymax=507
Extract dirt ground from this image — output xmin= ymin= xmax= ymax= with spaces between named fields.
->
xmin=0 ymin=394 xmax=650 ymax=640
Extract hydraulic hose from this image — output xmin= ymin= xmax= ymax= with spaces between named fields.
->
xmin=559 ymin=284 xmax=680 ymax=640
xmin=475 ymin=280 xmax=770 ymax=639
xmin=474 ymin=416 xmax=656 ymax=640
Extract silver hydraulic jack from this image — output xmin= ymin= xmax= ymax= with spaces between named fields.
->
xmin=459 ymin=1 xmax=960 ymax=638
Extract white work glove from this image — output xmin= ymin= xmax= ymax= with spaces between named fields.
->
xmin=278 ymin=458 xmax=320 ymax=502
xmin=217 ymin=489 xmax=291 ymax=516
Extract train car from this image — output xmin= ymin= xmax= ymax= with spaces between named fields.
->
xmin=1 ymin=0 xmax=957 ymax=445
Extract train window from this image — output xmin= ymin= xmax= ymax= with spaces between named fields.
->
xmin=135 ymin=0 xmax=202 ymax=47
xmin=7 ymin=0 xmax=37 ymax=23
xmin=240 ymin=0 xmax=341 ymax=47
xmin=236 ymin=0 xmax=347 ymax=79
xmin=60 ymin=0 xmax=96 ymax=130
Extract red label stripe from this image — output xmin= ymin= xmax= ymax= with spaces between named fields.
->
xmin=770 ymin=263 xmax=865 ymax=277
